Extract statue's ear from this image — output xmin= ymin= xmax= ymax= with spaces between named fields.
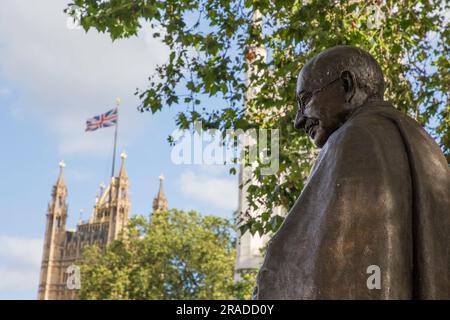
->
xmin=340 ymin=70 xmax=356 ymax=102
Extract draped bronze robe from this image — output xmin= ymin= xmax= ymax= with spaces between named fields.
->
xmin=254 ymin=101 xmax=450 ymax=299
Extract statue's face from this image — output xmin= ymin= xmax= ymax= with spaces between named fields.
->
xmin=295 ymin=70 xmax=349 ymax=148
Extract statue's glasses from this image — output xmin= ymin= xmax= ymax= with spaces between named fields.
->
xmin=297 ymin=76 xmax=342 ymax=115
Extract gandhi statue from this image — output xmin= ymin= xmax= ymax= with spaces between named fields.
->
xmin=254 ymin=45 xmax=450 ymax=299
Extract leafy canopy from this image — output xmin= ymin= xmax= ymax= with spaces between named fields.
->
xmin=79 ymin=209 xmax=255 ymax=299
xmin=67 ymin=0 xmax=450 ymax=235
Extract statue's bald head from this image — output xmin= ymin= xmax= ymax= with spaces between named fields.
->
xmin=295 ymin=46 xmax=385 ymax=148
xmin=297 ymin=45 xmax=384 ymax=100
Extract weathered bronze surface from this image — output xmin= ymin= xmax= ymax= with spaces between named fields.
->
xmin=254 ymin=46 xmax=450 ymax=299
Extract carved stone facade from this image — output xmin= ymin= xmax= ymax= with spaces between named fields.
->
xmin=38 ymin=153 xmax=168 ymax=300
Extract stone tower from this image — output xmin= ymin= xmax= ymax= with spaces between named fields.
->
xmin=38 ymin=153 xmax=131 ymax=300
xmin=234 ymin=10 xmax=287 ymax=280
xmin=153 ymin=174 xmax=168 ymax=212
xmin=234 ymin=10 xmax=270 ymax=280
xmin=107 ymin=151 xmax=130 ymax=242
xmin=38 ymin=161 xmax=68 ymax=300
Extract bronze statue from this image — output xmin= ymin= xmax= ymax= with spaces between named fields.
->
xmin=254 ymin=45 xmax=450 ymax=299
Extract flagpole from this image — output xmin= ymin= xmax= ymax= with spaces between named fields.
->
xmin=108 ymin=98 xmax=120 ymax=242
xmin=111 ymin=97 xmax=120 ymax=178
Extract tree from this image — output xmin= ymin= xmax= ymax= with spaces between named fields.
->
xmin=66 ymin=0 xmax=449 ymax=235
xmin=79 ymin=209 xmax=255 ymax=300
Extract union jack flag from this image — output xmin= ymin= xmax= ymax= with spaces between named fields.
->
xmin=85 ymin=108 xmax=118 ymax=132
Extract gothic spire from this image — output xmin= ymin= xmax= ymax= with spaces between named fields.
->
xmin=56 ymin=160 xmax=66 ymax=187
xmin=118 ymin=151 xmax=128 ymax=178
xmin=152 ymin=174 xmax=168 ymax=212
xmin=51 ymin=160 xmax=68 ymax=204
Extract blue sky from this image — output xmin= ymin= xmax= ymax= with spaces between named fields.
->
xmin=0 ymin=0 xmax=238 ymax=299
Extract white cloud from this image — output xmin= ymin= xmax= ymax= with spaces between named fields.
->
xmin=0 ymin=0 xmax=169 ymax=156
xmin=0 ymin=236 xmax=42 ymax=293
xmin=180 ymin=169 xmax=238 ymax=211
xmin=0 ymin=236 xmax=42 ymax=268
xmin=196 ymin=164 xmax=232 ymax=176
xmin=0 ymin=267 xmax=39 ymax=292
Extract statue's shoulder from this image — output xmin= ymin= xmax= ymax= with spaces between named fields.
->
xmin=328 ymin=100 xmax=445 ymax=166
xmin=326 ymin=102 xmax=405 ymax=150
xmin=351 ymin=100 xmax=419 ymax=127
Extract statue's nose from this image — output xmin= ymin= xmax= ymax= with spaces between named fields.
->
xmin=294 ymin=111 xmax=306 ymax=130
